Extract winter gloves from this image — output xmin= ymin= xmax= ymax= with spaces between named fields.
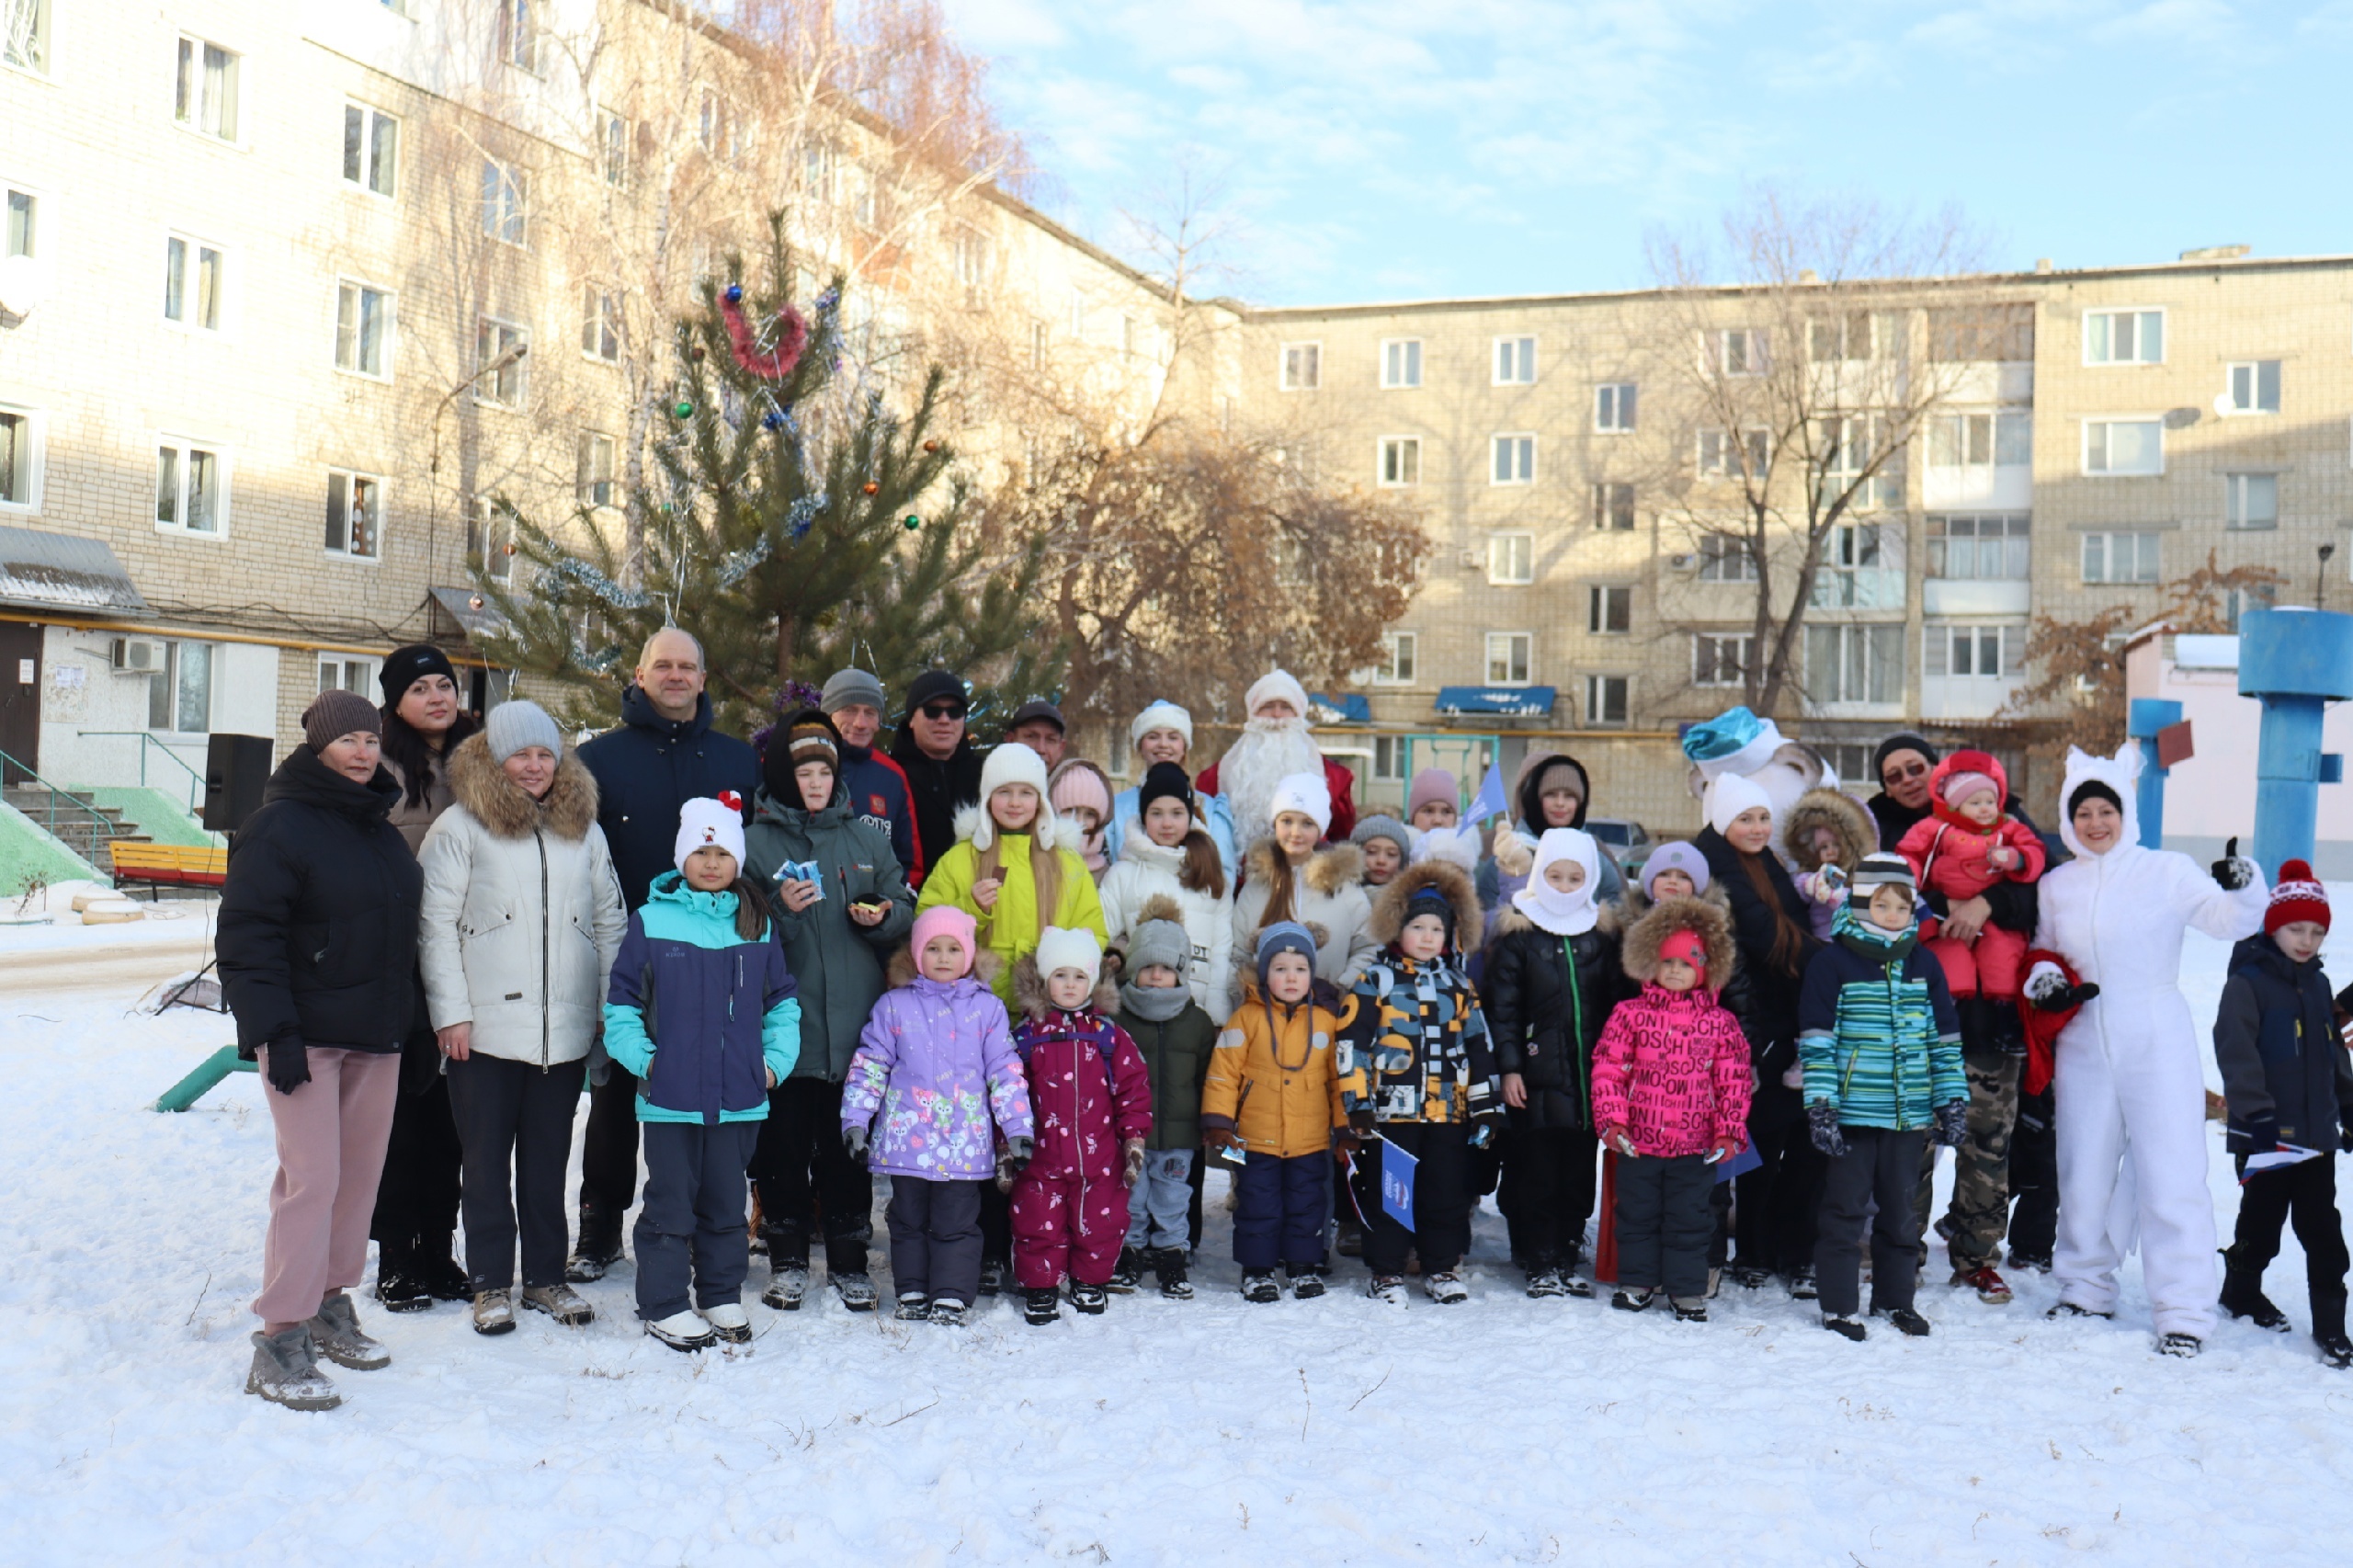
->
xmin=1202 ymin=1127 xmax=1242 ymax=1153
xmin=1933 ymin=1100 xmax=1969 ymax=1148
xmin=843 ymin=1124 xmax=870 ymax=1164
xmin=1121 ymin=1138 xmax=1146 ymax=1187
xmin=2212 ymin=837 xmax=2256 ymax=891
xmin=264 ymin=1036 xmax=312 ymax=1096
xmin=2026 ymin=966 xmax=2101 ymax=1013
xmin=1347 ymin=1108 xmax=1376 ymax=1136
xmin=1601 ymin=1125 xmax=1638 ymax=1158
xmin=1806 ymin=1101 xmax=1847 ymax=1158
xmin=2238 ymin=1116 xmax=2280 ymax=1155
xmin=1703 ymin=1134 xmax=1743 ymax=1165
xmin=995 ymin=1135 xmax=1034 ymax=1192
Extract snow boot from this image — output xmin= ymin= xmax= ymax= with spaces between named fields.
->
xmin=1787 ymin=1265 xmax=1819 ymax=1301
xmin=1727 ymin=1263 xmax=1771 ymax=1290
xmin=1525 ymin=1265 xmax=1567 ymax=1301
xmin=1108 ymin=1248 xmax=1145 ymax=1294
xmin=245 ymin=1324 xmax=339 ymax=1412
xmin=1611 ymin=1288 xmax=1655 ymax=1313
xmin=373 ymin=1262 xmax=432 ymax=1315
xmin=645 ymin=1309 xmax=715 ymax=1351
xmin=417 ymin=1237 xmax=471 ymax=1302
xmin=520 ymin=1284 xmax=596 ymax=1326
xmin=2006 ymin=1247 xmax=2053 ymax=1274
xmin=2158 ymin=1332 xmax=2202 ymax=1358
xmin=1335 ymin=1219 xmax=1364 ymax=1257
xmin=2221 ymin=1268 xmax=2291 ymax=1332
xmin=1070 ymin=1281 xmax=1109 ymax=1315
xmin=830 ymin=1272 xmax=880 ymax=1313
xmin=1022 ymin=1288 xmax=1061 ymax=1325
xmin=1821 ymin=1312 xmax=1867 ymax=1342
xmin=1241 ymin=1270 xmax=1281 ymax=1304
xmin=1670 ymin=1297 xmax=1708 ymax=1324
xmin=1952 ymin=1265 xmax=2014 ymax=1305
xmin=893 ymin=1292 xmax=929 ymax=1322
xmin=1705 ymin=1267 xmax=1722 ymax=1300
xmin=471 ymin=1288 xmax=517 ymax=1335
xmin=978 ymin=1256 xmax=1008 ymax=1297
xmin=698 ymin=1303 xmax=752 ymax=1344
xmin=1423 ymin=1271 xmax=1468 ymax=1304
xmin=2048 ymin=1301 xmax=2113 ymax=1321
xmin=1367 ymin=1275 xmax=1408 ymax=1306
xmin=1154 ymin=1247 xmax=1194 ymax=1301
xmin=927 ymin=1300 xmax=969 ymax=1327
xmin=566 ymin=1204 xmax=623 ymax=1284
xmin=304 ymin=1293 xmax=390 ymax=1371
xmin=1876 ymin=1306 xmax=1932 ymax=1337
xmin=762 ymin=1264 xmax=810 ymax=1312
xmin=1287 ymin=1267 xmax=1327 ymax=1301
xmin=2317 ymin=1333 xmax=2353 ymax=1369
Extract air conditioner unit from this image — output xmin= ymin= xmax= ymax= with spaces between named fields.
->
xmin=111 ymin=637 xmax=167 ymax=674
xmin=1459 ymin=549 xmax=1480 ymax=570
xmin=1668 ymin=553 xmax=1696 ymax=572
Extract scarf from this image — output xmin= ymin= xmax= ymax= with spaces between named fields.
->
xmin=1119 ymin=979 xmax=1191 ymax=1022
xmin=1832 ymin=902 xmax=1917 ymax=962
xmin=1512 ymin=826 xmax=1601 ymax=936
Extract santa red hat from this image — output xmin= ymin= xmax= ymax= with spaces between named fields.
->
xmin=2266 ymin=859 xmax=2330 ymax=935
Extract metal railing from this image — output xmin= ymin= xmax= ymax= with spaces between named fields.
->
xmin=75 ymin=730 xmax=208 ymax=813
xmin=0 ymin=747 xmax=121 ymax=842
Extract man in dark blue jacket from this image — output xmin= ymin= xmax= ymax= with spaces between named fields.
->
xmin=821 ymin=665 xmax=921 ymax=883
xmin=568 ymin=626 xmax=759 ymax=1281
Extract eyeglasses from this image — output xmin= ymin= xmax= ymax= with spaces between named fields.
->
xmin=917 ymin=703 xmax=966 ymax=722
xmin=1881 ymin=760 xmax=1930 ymax=785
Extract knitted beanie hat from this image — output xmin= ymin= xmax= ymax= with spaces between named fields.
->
xmin=673 ymin=796 xmax=746 ymax=873
xmin=1704 ymin=772 xmax=1774 ymax=837
xmin=377 ymin=643 xmax=458 ymax=706
xmin=1658 ymin=927 xmax=1709 ymax=986
xmin=1125 ymin=915 xmax=1192 ymax=979
xmin=911 ymin=905 xmax=977 ymax=978
xmin=484 ymin=699 xmax=562 ymax=764
xmin=1942 ymin=770 xmax=1999 ymax=811
xmin=1850 ymin=851 xmax=1916 ymax=895
xmin=1034 ymin=925 xmax=1104 ymax=990
xmin=2267 ymin=859 xmax=2330 ymax=935
xmin=303 ymin=690 xmax=382 ymax=754
xmin=1130 ymin=700 xmax=1195 ymax=752
xmin=1269 ymin=771 xmax=1333 ymax=835
xmin=1254 ymin=920 xmax=1318 ymax=986
xmin=820 ymin=667 xmax=886 ymax=717
xmin=1049 ymin=759 xmax=1113 ymax=821
xmin=1406 ymin=768 xmax=1459 ymax=819
xmin=1642 ymin=840 xmax=1711 ymax=897
xmin=1136 ymin=760 xmax=1193 ymax=818
xmin=1351 ymin=815 xmax=1411 ymax=857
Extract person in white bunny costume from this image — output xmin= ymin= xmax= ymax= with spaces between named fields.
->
xmin=2027 ymin=744 xmax=2265 ymax=1355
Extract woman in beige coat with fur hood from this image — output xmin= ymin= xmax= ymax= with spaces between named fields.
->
xmin=416 ymin=700 xmax=627 ymax=1333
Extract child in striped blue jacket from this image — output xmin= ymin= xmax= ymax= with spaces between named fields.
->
xmin=1797 ymin=852 xmax=1966 ymax=1343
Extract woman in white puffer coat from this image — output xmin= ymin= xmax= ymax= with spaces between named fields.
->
xmin=2027 ymin=743 xmax=2263 ymax=1356
xmin=1098 ymin=761 xmax=1233 ymax=1022
xmin=417 ymin=701 xmax=628 ymax=1332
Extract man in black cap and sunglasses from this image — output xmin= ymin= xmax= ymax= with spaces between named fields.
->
xmin=890 ymin=670 xmax=984 ymax=888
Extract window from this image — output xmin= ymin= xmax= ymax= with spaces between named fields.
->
xmin=1375 ymin=631 xmax=1417 ymax=686
xmin=1485 ymin=632 xmax=1532 ymax=686
xmin=2224 ymin=585 xmax=2277 ymax=631
xmin=1809 ymin=312 xmax=1890 ymax=362
xmin=2081 ymin=531 xmax=2160 ymax=584
xmin=2084 ymin=418 xmax=2163 ymax=475
xmin=1587 ymin=585 xmax=1631 ymax=635
xmin=1927 ymin=514 xmax=2030 ymax=580
xmin=1698 ymin=534 xmax=1757 ymax=582
xmin=150 ymin=642 xmax=213 ymax=733
xmin=163 ymin=234 xmax=224 ymax=332
xmin=800 ymin=142 xmax=835 ymax=200
xmin=1372 ymin=736 xmax=1406 ymax=782
xmin=474 ymin=318 xmax=527 ymax=406
xmin=1377 ymin=437 xmax=1419 ymax=487
xmin=0 ymin=404 xmax=40 ymax=510
xmin=1693 ymin=634 xmax=1755 ymax=687
xmin=324 ymin=470 xmax=382 ymax=559
xmin=6 ymin=183 xmax=33 ymax=258
xmin=1928 ymin=303 xmax=2034 ymax=362
xmin=1487 ymin=533 xmax=1533 ymax=585
xmin=335 ymin=280 xmax=392 ymax=378
xmin=1121 ymin=316 xmax=1136 ymax=357
xmin=474 ymin=498 xmax=514 ymax=582
xmin=496 ymin=0 xmax=539 ymax=72
xmin=4 ymin=0 xmax=50 ymax=73
xmin=155 ymin=438 xmax=226 ymax=535
xmin=1817 ymin=414 xmax=1904 ymax=509
xmin=1806 ymin=623 xmax=1904 ymax=706
xmin=1925 ymin=624 xmax=2025 ymax=681
xmin=343 ymin=104 xmax=399 ymax=197
xmin=599 ymin=108 xmax=628 ymax=187
xmin=1594 ymin=382 xmax=1636 ymax=432
xmin=175 ymin=36 xmax=240 ymax=141
xmin=949 ymin=228 xmax=988 ymax=301
xmin=1491 ymin=434 xmax=1534 ymax=485
xmin=481 ymin=160 xmax=527 ymax=245
xmin=1280 ymin=342 xmax=1321 ymax=391
xmin=579 ymin=431 xmax=616 ymax=508
xmin=1494 ymin=336 xmax=1536 ymax=385
xmin=317 ymin=655 xmax=379 ymax=697
xmin=1381 ymin=339 xmax=1422 ymax=389
xmin=1592 ymin=482 xmax=1634 ymax=530
xmin=1717 ymin=328 xmax=1767 ymax=376
xmin=582 ymin=288 xmax=620 ymax=362
xmin=1698 ymin=427 xmax=1768 ymax=478
xmin=1813 ymin=522 xmax=1903 ymax=608
xmin=1584 ymin=676 xmax=1629 ymax=726
xmin=1929 ymin=411 xmax=2031 ymax=471
xmin=2225 ymin=360 xmax=2281 ymax=415
xmin=2084 ymin=308 xmax=2164 ymax=365
xmin=2224 ymin=472 xmax=2279 ymax=530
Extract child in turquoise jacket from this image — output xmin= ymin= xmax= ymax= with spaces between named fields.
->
xmin=605 ymin=798 xmax=801 ymax=1351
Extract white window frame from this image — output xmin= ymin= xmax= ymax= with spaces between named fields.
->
xmin=1585 ymin=675 xmax=1631 ymax=726
xmin=162 ymin=230 xmax=229 ymax=335
xmin=1594 ymin=382 xmax=1636 ymax=432
xmin=2223 ymin=360 xmax=2281 ymax=415
xmin=1587 ymin=584 xmax=1632 ymax=636
xmin=343 ymin=101 xmax=399 ymax=199
xmin=1698 ymin=534 xmax=1758 ymax=582
xmin=481 ymin=158 xmax=528 ymax=246
xmin=1928 ymin=410 xmax=2032 ymax=472
xmin=1485 ymin=631 xmax=1533 ymax=687
xmin=1381 ymin=338 xmax=1423 ymax=390
xmin=1376 ymin=436 xmax=1420 ymax=488
xmin=1692 ymin=633 xmax=1756 ymax=687
xmin=1923 ymin=622 xmax=2026 ymax=683
xmin=473 ymin=497 xmax=516 ymax=583
xmin=4 ymin=0 xmax=51 ymax=75
xmin=579 ymin=430 xmax=617 ymax=510
xmin=5 ymin=176 xmax=40 ymax=261
xmin=598 ymin=107 xmax=628 ymax=188
xmin=1487 ymin=532 xmax=1534 ymax=585
xmin=173 ymin=34 xmax=241 ymax=143
xmin=1926 ymin=514 xmax=2031 ymax=582
xmin=2082 ymin=417 xmax=2164 ymax=477
xmin=582 ymin=287 xmax=620 ymax=363
xmin=473 ymin=316 xmax=529 ymax=407
xmin=1592 ymin=482 xmax=1635 ymax=531
xmin=335 ymin=278 xmax=394 ymax=381
xmin=1493 ymin=335 xmax=1537 ymax=386
xmin=1279 ymin=341 xmax=1321 ymax=392
xmin=1806 ymin=622 xmax=1905 ymax=708
xmin=2083 ymin=307 xmax=2165 ymax=366
xmin=316 ymin=653 xmax=381 ymax=699
xmin=2080 ymin=530 xmax=2161 ymax=585
xmin=154 ymin=435 xmax=231 ymax=539
xmin=1698 ymin=427 xmax=1769 ymax=479
xmin=324 ymin=469 xmax=384 ymax=562
xmin=1375 ymin=631 xmax=1417 ymax=687
xmin=1490 ymin=433 xmax=1535 ymax=486
xmin=0 ymin=401 xmax=43 ymax=513
xmin=149 ymin=640 xmax=215 ymax=736
xmin=496 ymin=0 xmax=540 ymax=74
xmin=2224 ymin=472 xmax=2279 ymax=531
xmin=1716 ymin=327 xmax=1767 ymax=377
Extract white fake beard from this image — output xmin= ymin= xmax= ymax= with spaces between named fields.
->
xmin=1218 ymin=719 xmax=1326 ymax=843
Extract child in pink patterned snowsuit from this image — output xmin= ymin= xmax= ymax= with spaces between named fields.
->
xmin=1007 ymin=927 xmax=1153 ymax=1322
xmin=1894 ymin=752 xmax=2047 ymax=1003
xmin=1589 ymin=893 xmax=1753 ymax=1313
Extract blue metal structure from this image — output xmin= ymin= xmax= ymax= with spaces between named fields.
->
xmin=2236 ymin=608 xmax=2353 ymax=878
xmin=2127 ymin=697 xmax=2183 ymax=850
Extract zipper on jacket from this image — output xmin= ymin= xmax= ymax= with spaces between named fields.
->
xmin=1562 ymin=936 xmax=1590 ymax=1118
xmin=536 ymin=825 xmax=551 ymax=1073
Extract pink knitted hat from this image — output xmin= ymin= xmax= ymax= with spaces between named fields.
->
xmin=1941 ymin=771 xmax=1999 ymax=811
xmin=910 ymin=906 xmax=978 ymax=978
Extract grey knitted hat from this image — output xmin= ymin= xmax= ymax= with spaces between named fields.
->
xmin=1350 ymin=814 xmax=1411 ymax=856
xmin=1126 ymin=916 xmax=1192 ymax=979
xmin=484 ymin=699 xmax=562 ymax=763
xmin=301 ymin=690 xmax=381 ymax=753
xmin=821 ymin=667 xmax=886 ymax=716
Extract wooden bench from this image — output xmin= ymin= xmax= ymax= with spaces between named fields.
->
xmin=110 ymin=841 xmax=229 ymax=898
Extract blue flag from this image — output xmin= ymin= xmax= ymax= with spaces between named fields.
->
xmin=1465 ymin=764 xmax=1509 ymax=826
xmin=1380 ymin=1137 xmax=1417 ymax=1230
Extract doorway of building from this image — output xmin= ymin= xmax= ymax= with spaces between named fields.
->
xmin=0 ymin=621 xmax=40 ymax=785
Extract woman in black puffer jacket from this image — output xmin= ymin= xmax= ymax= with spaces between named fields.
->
xmin=1485 ymin=827 xmax=1624 ymax=1298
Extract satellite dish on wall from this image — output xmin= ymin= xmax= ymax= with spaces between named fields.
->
xmin=2211 ymin=392 xmax=2234 ymax=418
xmin=0 ymin=254 xmax=48 ymax=317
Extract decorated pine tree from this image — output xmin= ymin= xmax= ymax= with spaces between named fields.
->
xmin=474 ymin=217 xmax=1063 ymax=737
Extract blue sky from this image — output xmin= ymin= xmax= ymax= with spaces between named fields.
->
xmin=938 ymin=0 xmax=2353 ymax=306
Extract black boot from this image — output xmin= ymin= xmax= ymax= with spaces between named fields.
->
xmin=2221 ymin=1266 xmax=2291 ymax=1332
xmin=373 ymin=1234 xmax=431 ymax=1313
xmin=1983 ymin=996 xmax=2029 ymax=1058
xmin=416 ymin=1232 xmax=470 ymax=1301
xmin=566 ymin=1201 xmax=624 ymax=1284
xmin=2313 ymin=1293 xmax=2348 ymax=1365
xmin=1153 ymin=1247 xmax=1193 ymax=1301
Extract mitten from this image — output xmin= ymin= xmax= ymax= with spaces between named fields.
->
xmin=2339 ymin=1124 xmax=2353 ymax=1155
xmin=843 ymin=1124 xmax=870 ymax=1164
xmin=1703 ymin=1134 xmax=1744 ymax=1165
xmin=1600 ymin=1124 xmax=1637 ymax=1158
xmin=1347 ymin=1107 xmax=1375 ymax=1135
xmin=1121 ymin=1137 xmax=1145 ymax=1188
xmin=2212 ymin=836 xmax=2255 ymax=891
xmin=995 ymin=1135 xmax=1034 ymax=1191
xmin=264 ymin=1036 xmax=312 ymax=1096
xmin=2238 ymin=1115 xmax=2280 ymax=1154
xmin=2028 ymin=968 xmax=2100 ymax=1012
xmin=1806 ymin=1101 xmax=1847 ymax=1158
xmin=1202 ymin=1126 xmax=1242 ymax=1152
xmin=1933 ymin=1100 xmax=1970 ymax=1149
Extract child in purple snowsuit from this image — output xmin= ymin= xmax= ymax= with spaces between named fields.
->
xmin=842 ymin=906 xmax=1033 ymax=1324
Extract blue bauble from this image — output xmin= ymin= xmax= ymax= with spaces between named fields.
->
xmin=724 ymin=283 xmax=744 ymax=305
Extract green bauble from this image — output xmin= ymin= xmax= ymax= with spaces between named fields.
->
xmin=903 ymin=514 xmax=921 ymax=530
xmin=672 ymin=400 xmax=695 ymax=419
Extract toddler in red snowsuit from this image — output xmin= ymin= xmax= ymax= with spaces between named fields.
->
xmin=1006 ymin=926 xmax=1153 ymax=1324
xmin=1895 ymin=759 xmax=2045 ymax=1000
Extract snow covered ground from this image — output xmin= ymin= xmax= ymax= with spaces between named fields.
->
xmin=6 ymin=903 xmax=2353 ymax=1565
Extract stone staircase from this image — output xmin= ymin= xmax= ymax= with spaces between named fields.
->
xmin=3 ymin=783 xmax=153 ymax=876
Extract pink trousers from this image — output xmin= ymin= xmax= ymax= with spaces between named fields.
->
xmin=253 ymin=1048 xmax=401 ymax=1324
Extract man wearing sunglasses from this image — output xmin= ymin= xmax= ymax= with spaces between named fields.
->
xmin=890 ymin=669 xmax=985 ymax=888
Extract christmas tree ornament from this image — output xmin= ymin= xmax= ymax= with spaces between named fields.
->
xmin=672 ymin=400 xmax=695 ymax=419
xmin=903 ymin=514 xmax=921 ymax=530
xmin=724 ymin=283 xmax=744 ymax=305
xmin=762 ymin=411 xmax=785 ymax=430
xmin=689 ymin=346 xmax=706 ymax=362
xmin=922 ymin=440 xmax=938 ymax=453
xmin=720 ymin=290 xmax=809 ymax=381
xmin=862 ymin=482 xmax=879 ymax=496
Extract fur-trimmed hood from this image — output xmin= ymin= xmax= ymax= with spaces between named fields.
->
xmin=447 ymin=730 xmax=600 ymax=841
xmin=1622 ymin=893 xmax=1737 ymax=988
xmin=1492 ymin=897 xmax=1621 ymax=940
xmin=884 ymin=944 xmax=1006 ymax=992
xmin=1782 ymin=787 xmax=1878 ymax=872
xmin=1010 ymin=950 xmax=1123 ymax=1021
xmin=951 ymin=798 xmax=1079 ymax=856
xmin=1244 ymin=836 xmax=1364 ymax=900
xmin=1369 ymin=858 xmax=1484 ymax=952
